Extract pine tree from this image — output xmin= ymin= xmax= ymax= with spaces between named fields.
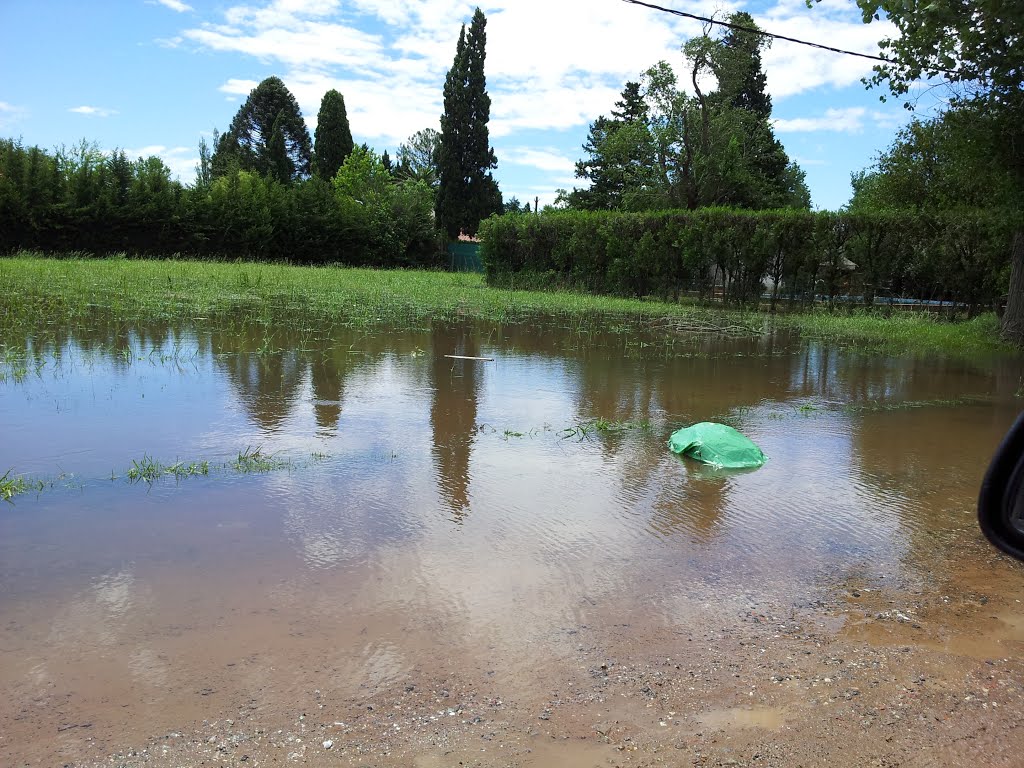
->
xmin=397 ymin=128 xmax=441 ymax=187
xmin=573 ymin=82 xmax=653 ymax=210
xmin=314 ymin=89 xmax=354 ymax=180
xmin=436 ymin=8 xmax=500 ymax=239
xmin=212 ymin=76 xmax=312 ymax=183
xmin=611 ymin=81 xmax=647 ymax=123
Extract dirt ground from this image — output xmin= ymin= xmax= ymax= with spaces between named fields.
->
xmin=4 ymin=530 xmax=1024 ymax=768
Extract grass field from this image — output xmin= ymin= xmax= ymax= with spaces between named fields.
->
xmin=0 ymin=253 xmax=1011 ymax=356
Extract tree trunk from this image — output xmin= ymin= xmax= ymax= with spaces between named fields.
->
xmin=1001 ymin=229 xmax=1024 ymax=344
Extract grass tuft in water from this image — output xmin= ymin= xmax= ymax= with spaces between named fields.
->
xmin=843 ymin=396 xmax=984 ymax=413
xmin=126 ymin=455 xmax=211 ymax=484
xmin=0 ymin=469 xmax=50 ymax=501
xmin=561 ymin=418 xmax=653 ymax=440
xmin=0 ymin=469 xmax=42 ymax=502
xmin=233 ymin=446 xmax=289 ymax=473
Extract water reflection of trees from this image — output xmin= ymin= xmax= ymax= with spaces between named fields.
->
xmin=309 ymin=347 xmax=350 ymax=435
xmin=209 ymin=324 xmax=432 ymax=434
xmin=210 ymin=326 xmax=307 ymax=432
xmin=428 ymin=323 xmax=482 ymax=522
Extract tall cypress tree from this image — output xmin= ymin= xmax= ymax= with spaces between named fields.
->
xmin=436 ymin=8 xmax=500 ymax=239
xmin=314 ymin=89 xmax=354 ymax=180
xmin=436 ymin=27 xmax=470 ymax=239
xmin=462 ymin=7 xmax=501 ymax=232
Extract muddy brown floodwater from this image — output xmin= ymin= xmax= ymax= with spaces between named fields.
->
xmin=2 ymin=317 xmax=1024 ymax=768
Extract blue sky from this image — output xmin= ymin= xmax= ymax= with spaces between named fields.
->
xmin=0 ymin=0 xmax=925 ymax=210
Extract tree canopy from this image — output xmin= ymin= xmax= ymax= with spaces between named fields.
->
xmin=212 ymin=76 xmax=313 ymax=183
xmin=842 ymin=0 xmax=1024 ymax=340
xmin=849 ymin=107 xmax=1019 ymax=213
xmin=570 ymin=13 xmax=809 ymax=213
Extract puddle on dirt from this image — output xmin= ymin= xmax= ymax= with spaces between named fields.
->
xmin=3 ymin=315 xmax=1024 ymax=766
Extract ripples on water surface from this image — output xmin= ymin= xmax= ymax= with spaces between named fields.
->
xmin=1 ymin=317 xmax=1023 ymax=739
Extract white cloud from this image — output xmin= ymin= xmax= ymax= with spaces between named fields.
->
xmin=180 ymin=0 xmax=715 ymax=144
xmin=758 ymin=1 xmax=897 ymax=99
xmin=122 ymin=145 xmax=199 ymax=182
xmin=219 ymin=78 xmax=260 ymax=95
xmin=173 ymin=0 xmax=900 ymax=150
xmin=184 ymin=19 xmax=383 ymax=69
xmin=69 ymin=105 xmax=119 ymax=117
xmin=152 ymin=0 xmax=194 ymax=12
xmin=500 ymin=148 xmax=576 ymax=174
xmin=0 ymin=101 xmax=28 ymax=129
xmin=773 ymin=105 xmax=911 ymax=135
xmin=773 ymin=107 xmax=867 ymax=133
xmin=870 ymin=109 xmax=909 ymax=130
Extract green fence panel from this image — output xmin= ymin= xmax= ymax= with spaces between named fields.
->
xmin=447 ymin=241 xmax=483 ymax=273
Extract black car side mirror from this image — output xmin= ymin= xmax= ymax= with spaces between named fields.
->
xmin=979 ymin=412 xmax=1024 ymax=561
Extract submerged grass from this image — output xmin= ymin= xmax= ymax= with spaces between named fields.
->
xmin=0 ymin=252 xmax=1012 ymax=356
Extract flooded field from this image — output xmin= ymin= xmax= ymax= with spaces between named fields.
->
xmin=3 ymin=317 xmax=1024 ymax=767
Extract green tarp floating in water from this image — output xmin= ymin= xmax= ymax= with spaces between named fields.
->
xmin=668 ymin=422 xmax=767 ymax=470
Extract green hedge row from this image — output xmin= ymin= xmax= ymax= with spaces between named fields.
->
xmin=479 ymin=208 xmax=1019 ymax=312
xmin=0 ymin=138 xmax=443 ymax=267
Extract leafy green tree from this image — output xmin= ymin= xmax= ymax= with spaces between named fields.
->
xmin=436 ymin=8 xmax=501 ymax=238
xmin=842 ymin=0 xmax=1024 ymax=339
xmin=332 ymin=145 xmax=393 ymax=209
xmin=314 ymin=89 xmax=354 ymax=180
xmin=611 ymin=81 xmax=648 ymax=123
xmin=212 ymin=76 xmax=313 ymax=183
xmin=333 ymin=145 xmax=440 ymax=264
xmin=105 ymin=149 xmax=133 ymax=209
xmin=703 ymin=13 xmax=806 ymax=209
xmin=501 ymin=196 xmax=532 ymax=214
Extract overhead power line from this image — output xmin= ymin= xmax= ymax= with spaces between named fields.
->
xmin=620 ymin=0 xmax=959 ymax=76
